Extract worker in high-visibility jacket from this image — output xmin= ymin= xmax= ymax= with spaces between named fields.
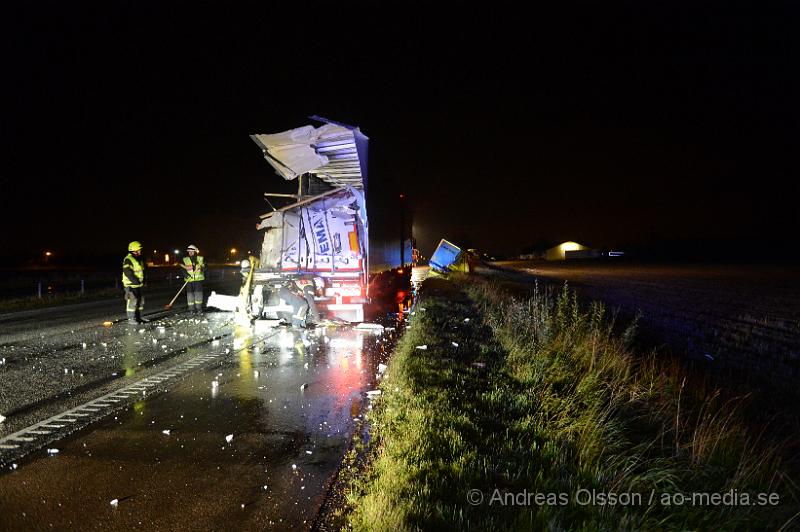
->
xmin=180 ymin=244 xmax=206 ymax=314
xmin=122 ymin=241 xmax=147 ymax=323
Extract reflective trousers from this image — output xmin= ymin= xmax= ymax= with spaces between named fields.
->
xmin=186 ymin=281 xmax=203 ymax=311
xmin=124 ymin=286 xmax=144 ymax=321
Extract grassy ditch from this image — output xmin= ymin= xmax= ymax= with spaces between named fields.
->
xmin=345 ymin=276 xmax=798 ymax=531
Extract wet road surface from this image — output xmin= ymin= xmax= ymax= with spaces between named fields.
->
xmin=0 ymin=306 xmax=397 ymax=530
xmin=0 ymin=278 xmax=240 ymax=343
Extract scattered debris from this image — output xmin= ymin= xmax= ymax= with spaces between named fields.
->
xmin=103 ymin=321 xmax=113 ymax=327
xmin=305 ymin=450 xmax=312 ymax=454
xmin=415 ymin=345 xmax=428 ymax=350
xmin=451 ymin=342 xmax=459 ymax=348
xmin=0 ymin=414 xmax=5 ymax=424
xmin=355 ymin=323 xmax=384 ymax=332
xmin=300 ymin=383 xmax=308 ymax=391
xmin=162 ymin=429 xmax=171 ymax=435
xmin=292 ymin=464 xmax=297 ymax=470
xmin=378 ymin=363 xmax=388 ymax=374
xmin=110 ymin=499 xmax=119 ymax=507
xmin=47 ymin=448 xmax=60 ymax=455
xmin=464 ymin=318 xmax=470 ymax=323
xmin=366 ymin=390 xmax=382 ymax=398
xmin=225 ymin=434 xmax=234 ymax=443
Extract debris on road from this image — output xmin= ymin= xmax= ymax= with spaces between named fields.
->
xmin=0 ymin=414 xmax=5 ymax=424
xmin=300 ymin=383 xmax=309 ymax=391
xmin=415 ymin=345 xmax=428 ymax=350
xmin=451 ymin=342 xmax=459 ymax=347
xmin=355 ymin=323 xmax=384 ymax=332
xmin=225 ymin=434 xmax=234 ymax=443
xmin=162 ymin=430 xmax=171 ymax=435
xmin=46 ymin=448 xmax=59 ymax=455
xmin=110 ymin=499 xmax=119 ymax=507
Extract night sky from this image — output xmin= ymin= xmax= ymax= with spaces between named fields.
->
xmin=2 ymin=3 xmax=798 ymax=261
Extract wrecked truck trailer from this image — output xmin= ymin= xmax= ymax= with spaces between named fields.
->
xmin=245 ymin=118 xmax=370 ymax=323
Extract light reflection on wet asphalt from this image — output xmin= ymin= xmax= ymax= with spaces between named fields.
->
xmin=0 ymin=313 xmax=395 ymax=530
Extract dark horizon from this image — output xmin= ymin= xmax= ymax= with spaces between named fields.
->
xmin=2 ymin=3 xmax=798 ymax=260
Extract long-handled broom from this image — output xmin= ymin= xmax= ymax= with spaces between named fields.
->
xmin=164 ymin=280 xmax=189 ymax=310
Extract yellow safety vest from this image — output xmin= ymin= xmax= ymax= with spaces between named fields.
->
xmin=183 ymin=256 xmax=205 ymax=282
xmin=122 ymin=253 xmax=144 ymax=288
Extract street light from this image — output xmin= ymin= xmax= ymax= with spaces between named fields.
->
xmin=230 ymin=248 xmax=237 ymax=254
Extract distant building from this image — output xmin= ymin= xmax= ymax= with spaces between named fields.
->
xmin=546 ymin=241 xmax=593 ymax=261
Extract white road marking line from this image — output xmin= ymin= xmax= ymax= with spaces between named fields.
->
xmin=0 ymin=328 xmax=277 ymax=463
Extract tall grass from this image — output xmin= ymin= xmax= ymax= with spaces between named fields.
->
xmin=347 ymin=277 xmax=798 ymax=531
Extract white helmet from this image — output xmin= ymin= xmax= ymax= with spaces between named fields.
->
xmin=187 ymin=244 xmax=199 ymax=252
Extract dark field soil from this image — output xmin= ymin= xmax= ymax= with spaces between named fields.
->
xmin=494 ymin=261 xmax=800 ymax=388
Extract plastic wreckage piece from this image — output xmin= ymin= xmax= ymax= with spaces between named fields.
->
xmin=415 ymin=345 xmax=428 ymax=350
xmin=207 ymin=291 xmax=240 ymax=312
xmin=355 ymin=323 xmax=384 ymax=332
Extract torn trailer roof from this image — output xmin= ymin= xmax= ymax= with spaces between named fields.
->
xmin=250 ymin=116 xmax=369 ymax=191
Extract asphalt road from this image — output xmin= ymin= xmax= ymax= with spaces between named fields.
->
xmin=0 ymin=283 xmax=397 ymax=530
